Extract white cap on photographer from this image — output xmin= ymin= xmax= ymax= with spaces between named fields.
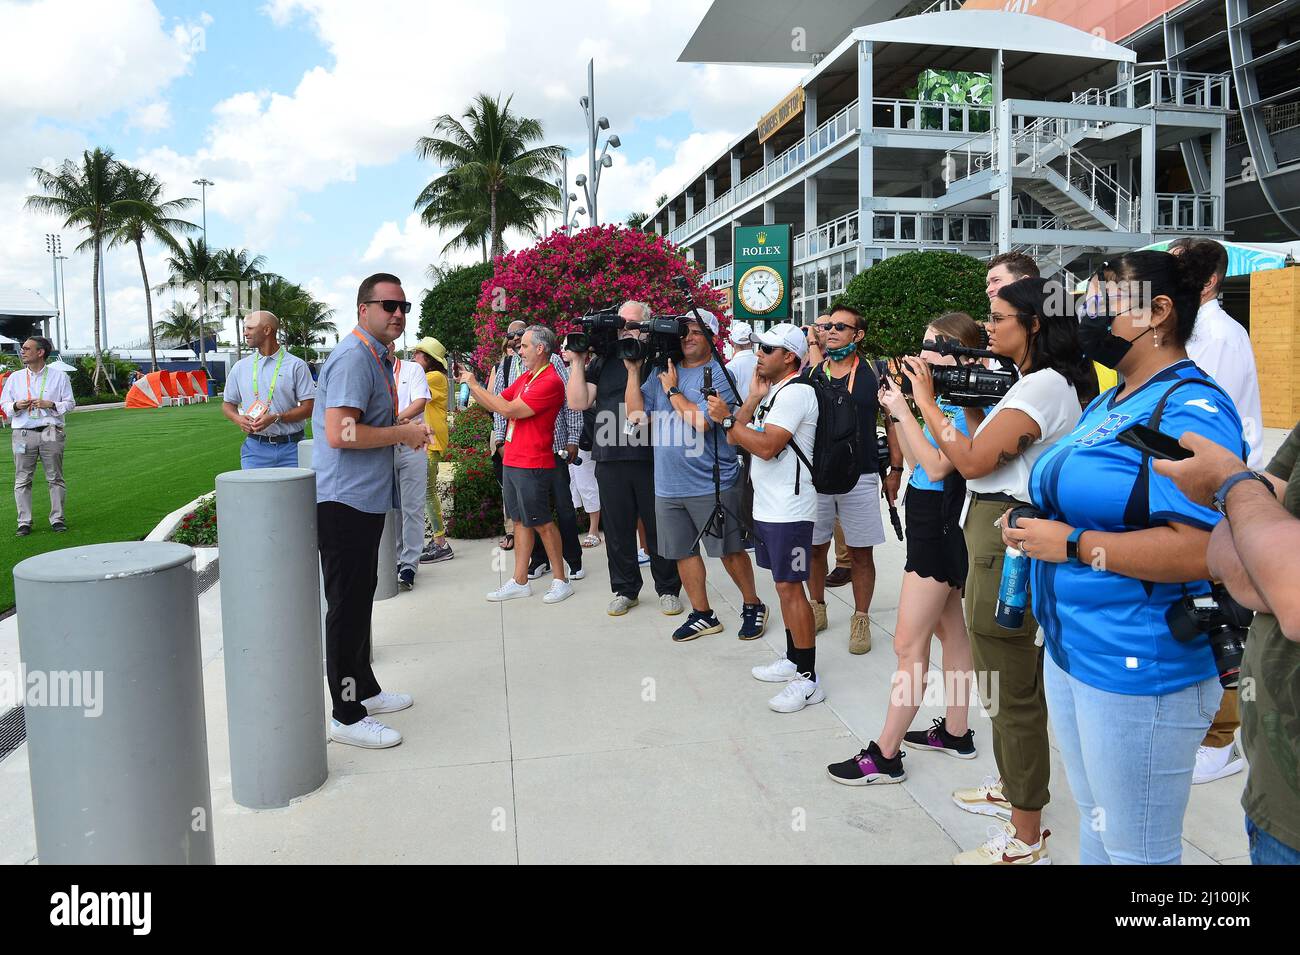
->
xmin=730 ymin=321 xmax=753 ymax=346
xmin=687 ymin=309 xmax=719 ymax=337
xmin=754 ymin=322 xmax=807 ymax=360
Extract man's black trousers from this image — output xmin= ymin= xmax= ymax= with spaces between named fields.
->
xmin=528 ymin=453 xmax=582 ymax=574
xmin=318 ymin=501 xmax=385 ymax=725
xmin=594 ymin=458 xmax=681 ymax=599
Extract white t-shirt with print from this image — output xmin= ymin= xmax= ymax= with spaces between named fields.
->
xmin=748 ymin=374 xmax=820 ymax=523
xmin=966 ymin=368 xmax=1081 ymax=502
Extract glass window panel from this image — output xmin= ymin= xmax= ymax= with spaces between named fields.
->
xmin=873 ymin=216 xmax=895 ymax=240
xmin=901 ymin=216 xmax=916 ymax=241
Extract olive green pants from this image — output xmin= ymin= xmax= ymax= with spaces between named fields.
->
xmin=964 ymin=497 xmax=1051 ymax=812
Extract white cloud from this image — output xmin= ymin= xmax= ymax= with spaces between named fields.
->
xmin=126 ymin=101 xmax=172 ymax=133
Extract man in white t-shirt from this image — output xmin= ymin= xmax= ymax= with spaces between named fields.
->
xmin=708 ymin=322 xmax=823 ymax=714
xmin=1170 ymin=236 xmax=1260 ymax=785
xmin=394 ymin=349 xmax=433 ymax=591
xmin=1170 ymin=238 xmax=1264 ymax=469
xmin=725 ymin=321 xmax=757 ymax=403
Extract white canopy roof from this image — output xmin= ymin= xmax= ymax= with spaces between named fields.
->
xmin=0 ymin=288 xmax=57 ymax=318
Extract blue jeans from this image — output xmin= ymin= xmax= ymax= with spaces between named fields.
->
xmin=1044 ymin=650 xmax=1221 ymax=865
xmin=240 ymin=436 xmax=300 ymax=469
xmin=1246 ymin=816 xmax=1300 ymax=865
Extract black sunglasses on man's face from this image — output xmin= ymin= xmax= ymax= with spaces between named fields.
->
xmin=506 ymin=330 xmax=524 ymax=340
xmin=363 ymin=299 xmax=413 ymax=315
xmin=758 ymin=343 xmax=782 ymax=355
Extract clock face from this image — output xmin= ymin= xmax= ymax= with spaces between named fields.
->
xmin=738 ymin=266 xmax=784 ymax=315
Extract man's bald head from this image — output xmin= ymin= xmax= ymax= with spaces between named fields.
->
xmin=245 ymin=310 xmax=279 ymax=333
xmin=243 ymin=310 xmax=281 ymax=353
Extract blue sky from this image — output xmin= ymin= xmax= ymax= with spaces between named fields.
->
xmin=1 ymin=0 xmax=799 ymax=349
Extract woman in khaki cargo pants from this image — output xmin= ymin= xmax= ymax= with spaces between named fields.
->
xmin=907 ymin=277 xmax=1096 ymax=865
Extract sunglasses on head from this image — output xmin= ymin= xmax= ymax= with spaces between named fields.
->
xmin=363 ymin=299 xmax=413 ymax=315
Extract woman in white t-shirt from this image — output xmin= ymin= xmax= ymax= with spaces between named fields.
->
xmin=898 ymin=277 xmax=1096 ymax=865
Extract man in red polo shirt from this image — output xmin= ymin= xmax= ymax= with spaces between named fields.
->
xmin=458 ymin=324 xmax=572 ymax=603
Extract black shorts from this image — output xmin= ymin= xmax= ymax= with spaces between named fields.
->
xmin=752 ymin=519 xmax=814 ymax=583
xmin=503 ymin=465 xmax=553 ymax=528
xmin=903 ymin=487 xmax=967 ymax=589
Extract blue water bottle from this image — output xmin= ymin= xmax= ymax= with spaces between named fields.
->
xmin=995 ymin=506 xmax=1041 ymax=630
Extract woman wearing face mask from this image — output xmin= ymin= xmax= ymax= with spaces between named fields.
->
xmin=1004 ymin=251 xmax=1249 ymax=864
xmin=904 ymin=277 xmax=1096 ymax=865
xmin=826 ymin=312 xmax=982 ymax=788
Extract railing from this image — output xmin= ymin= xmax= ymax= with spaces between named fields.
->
xmin=870 ymin=212 xmax=993 ymax=246
xmin=701 ymin=262 xmax=734 ymax=288
xmin=667 ymin=100 xmax=860 ymax=245
xmin=793 ymin=212 xmax=859 ymax=261
xmin=1155 ymin=193 xmax=1220 ymax=232
xmin=1228 ymin=100 xmax=1300 ymax=147
xmin=921 ymin=0 xmax=963 ymax=11
xmin=1095 ymin=70 xmax=1230 ymax=111
xmin=871 ymin=97 xmax=992 ymax=134
xmin=1011 ymin=214 xmax=1060 ymax=231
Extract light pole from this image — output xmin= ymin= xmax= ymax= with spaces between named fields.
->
xmin=192 ymin=178 xmax=214 ymax=376
xmin=56 ymin=254 xmax=69 ymax=351
xmin=44 ymin=234 xmax=61 ymax=347
xmin=555 ymin=153 xmax=582 ymax=232
xmin=578 ymin=59 xmax=620 ymax=225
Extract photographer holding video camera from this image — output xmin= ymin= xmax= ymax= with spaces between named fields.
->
xmin=622 ymin=309 xmax=766 ymax=643
xmin=566 ymin=301 xmax=683 ymax=617
xmin=902 ymin=277 xmax=1095 ymax=865
xmin=1001 ymin=252 xmax=1250 ymax=865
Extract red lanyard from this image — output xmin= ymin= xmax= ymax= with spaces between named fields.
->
xmin=352 ymin=327 xmax=398 ymax=418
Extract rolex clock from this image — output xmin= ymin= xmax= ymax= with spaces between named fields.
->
xmin=737 ymin=265 xmax=784 ymax=315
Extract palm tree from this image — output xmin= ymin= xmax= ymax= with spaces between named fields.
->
xmin=214 ymin=248 xmax=268 ymax=360
xmin=26 ymin=148 xmax=139 ymax=392
xmin=153 ymin=302 xmax=202 ymax=348
xmin=106 ymin=167 xmax=197 ymax=371
xmin=258 ymin=277 xmax=336 ymax=359
xmin=160 ymin=237 xmax=218 ymax=376
xmin=414 ymin=93 xmax=564 ymax=260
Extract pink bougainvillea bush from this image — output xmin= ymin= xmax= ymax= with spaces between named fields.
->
xmin=468 ymin=224 xmax=729 ymax=369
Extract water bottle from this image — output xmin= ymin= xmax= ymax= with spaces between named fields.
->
xmin=995 ymin=545 xmax=1031 ymax=630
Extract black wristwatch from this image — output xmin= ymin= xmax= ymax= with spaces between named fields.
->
xmin=666 ymin=386 xmax=682 ymax=399
xmin=1213 ymin=470 xmax=1274 ymax=518
xmin=722 ymin=415 xmax=736 ymax=431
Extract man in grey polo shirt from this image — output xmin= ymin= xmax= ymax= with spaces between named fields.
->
xmin=222 ymin=310 xmax=316 ymax=468
xmin=315 ymin=272 xmax=432 ymax=750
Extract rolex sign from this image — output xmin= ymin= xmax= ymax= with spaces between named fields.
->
xmin=732 ymin=224 xmax=792 ymax=325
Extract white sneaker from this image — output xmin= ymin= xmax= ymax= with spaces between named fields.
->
xmin=362 ymin=691 xmax=412 ymax=715
xmin=330 ymin=716 xmax=402 ymax=749
xmin=1193 ymin=742 xmax=1246 ymax=784
xmin=637 ymin=548 xmax=651 ymax=566
xmin=543 ymin=579 xmax=575 ymax=604
xmin=768 ymin=674 xmax=825 ymax=713
xmin=528 ymin=563 xmax=550 ymax=580
xmin=608 ymin=594 xmax=638 ymax=616
xmin=568 ymin=563 xmax=586 ymax=581
xmin=659 ymin=593 xmax=684 ymax=616
xmin=487 ymin=579 xmax=532 ymax=602
xmin=752 ymin=657 xmax=800 ymax=683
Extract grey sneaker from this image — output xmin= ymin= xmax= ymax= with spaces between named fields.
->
xmin=607 ymin=594 xmax=639 ymax=616
xmin=659 ymin=593 xmax=684 ymax=616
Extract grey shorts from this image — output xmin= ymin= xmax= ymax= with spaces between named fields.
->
xmin=812 ymin=471 xmax=886 ymax=548
xmin=655 ymin=485 xmax=747 ymax=559
xmin=503 ymin=465 xmax=553 ymax=528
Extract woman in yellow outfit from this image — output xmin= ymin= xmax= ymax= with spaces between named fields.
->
xmin=411 ymin=337 xmax=454 ymax=563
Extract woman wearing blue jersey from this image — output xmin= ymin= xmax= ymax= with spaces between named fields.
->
xmin=827 ymin=313 xmax=983 ymax=788
xmin=907 ymin=278 xmax=1096 ymax=865
xmin=1005 ymin=250 xmax=1245 ymax=865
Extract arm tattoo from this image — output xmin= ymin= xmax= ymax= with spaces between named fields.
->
xmin=994 ymin=432 xmax=1036 ymax=471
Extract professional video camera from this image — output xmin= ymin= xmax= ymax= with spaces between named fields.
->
xmin=563 ymin=307 xmax=623 ymax=357
xmin=892 ymin=337 xmax=1018 ymax=408
xmin=1167 ymin=582 xmax=1253 ymax=689
xmin=618 ymin=315 xmax=686 ymax=371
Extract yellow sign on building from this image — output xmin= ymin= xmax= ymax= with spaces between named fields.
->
xmin=758 ymin=86 xmax=805 ymax=143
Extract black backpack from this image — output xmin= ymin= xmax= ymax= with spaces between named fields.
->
xmin=778 ymin=369 xmax=861 ymax=496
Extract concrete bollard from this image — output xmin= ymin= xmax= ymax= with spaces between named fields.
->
xmin=375 ymin=508 xmax=398 ymax=601
xmin=14 ymin=542 xmax=215 ymax=864
xmin=215 ymin=468 xmax=328 ymax=809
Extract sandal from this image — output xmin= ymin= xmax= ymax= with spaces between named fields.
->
xmin=500 ymin=532 xmax=515 ymax=551
xmin=581 ymin=533 xmax=602 ymax=548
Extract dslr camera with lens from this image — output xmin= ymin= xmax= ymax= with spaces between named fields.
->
xmin=893 ymin=337 xmax=1018 ymax=408
xmin=1166 ymin=582 xmax=1252 ymax=689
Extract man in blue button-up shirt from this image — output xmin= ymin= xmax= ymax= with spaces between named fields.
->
xmin=314 ymin=272 xmax=432 ymax=750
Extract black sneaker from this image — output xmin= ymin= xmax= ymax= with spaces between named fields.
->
xmin=51 ymin=522 xmax=67 ymax=532
xmin=16 ymin=525 xmax=31 ymax=537
xmin=527 ymin=562 xmax=550 ymax=580
xmin=672 ymin=610 xmax=724 ymax=642
xmin=738 ymin=602 xmax=767 ymax=640
xmin=827 ymin=741 xmax=906 ymax=786
xmin=419 ymin=541 xmax=454 ymax=563
xmin=903 ymin=718 xmax=976 ymax=759
xmin=398 ymin=567 xmax=415 ymax=591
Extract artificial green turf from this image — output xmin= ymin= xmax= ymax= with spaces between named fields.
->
xmin=0 ymin=401 xmax=247 ymax=613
